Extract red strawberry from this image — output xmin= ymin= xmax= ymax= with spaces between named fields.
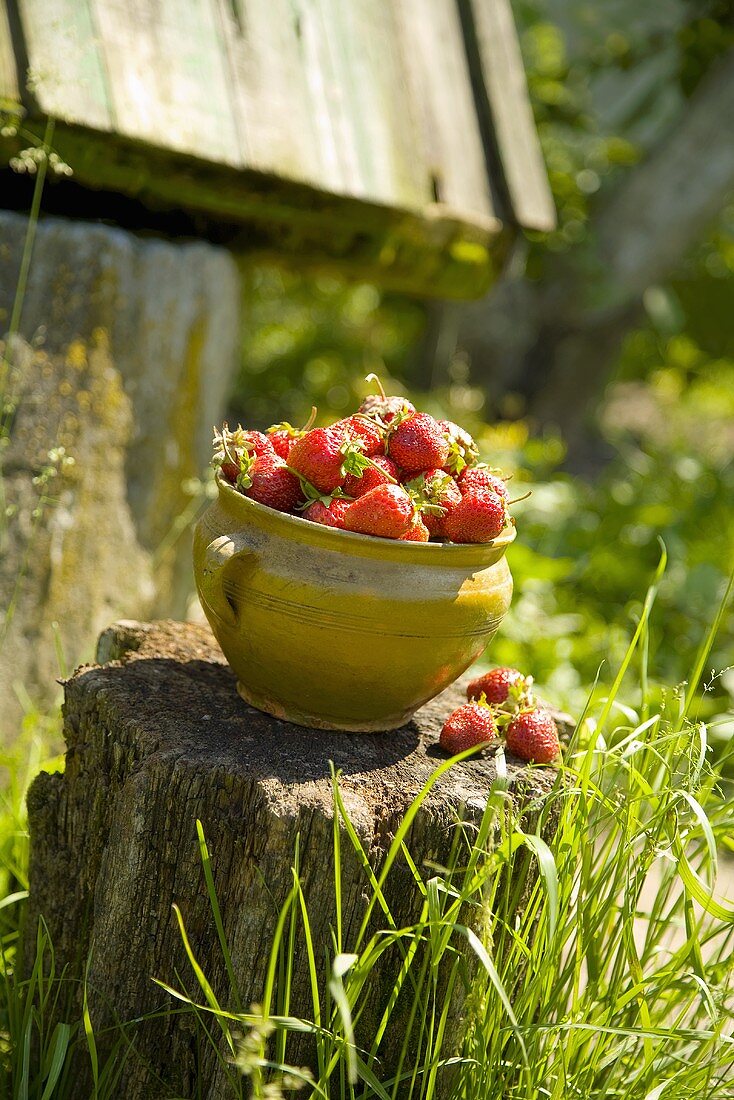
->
xmin=220 ymin=459 xmax=241 ymax=484
xmin=240 ymin=430 xmax=274 ymax=456
xmin=458 ymin=467 xmax=509 ymax=499
xmin=506 ymin=709 xmax=560 ymax=764
xmin=288 ymin=427 xmax=349 ymax=494
xmin=343 ymin=483 xmax=414 ymax=539
xmin=467 ymin=667 xmax=526 ymax=705
xmin=439 ymin=703 xmax=498 ymax=755
xmin=358 ymin=393 xmax=416 ymax=426
xmin=336 ymin=415 xmax=385 ymax=457
xmin=343 ymin=455 xmax=399 ymax=498
xmin=443 ymin=489 xmax=507 ymax=544
xmin=213 ymin=425 xmax=273 ymax=482
xmin=242 ymin=455 xmax=304 ymax=513
xmin=387 ymin=413 xmax=450 ymax=473
xmin=398 ymin=515 xmax=430 ymax=542
xmin=303 ymin=498 xmax=351 ymax=529
xmin=267 ymin=423 xmax=304 ymax=460
xmin=406 ymin=469 xmax=462 ymax=538
xmin=438 ymin=419 xmax=479 ymax=475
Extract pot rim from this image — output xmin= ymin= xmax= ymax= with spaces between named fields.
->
xmin=214 ymin=473 xmax=516 ymax=565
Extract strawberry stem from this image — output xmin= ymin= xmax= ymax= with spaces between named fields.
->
xmin=301 ymin=406 xmax=317 ymax=432
xmin=364 ymin=372 xmax=386 ymax=401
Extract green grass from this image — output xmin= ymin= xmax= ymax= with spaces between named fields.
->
xmin=0 ymin=563 xmax=732 ymax=1098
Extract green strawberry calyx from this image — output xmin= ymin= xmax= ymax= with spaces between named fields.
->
xmin=211 ymin=423 xmax=258 ymax=490
xmin=338 ymin=439 xmax=397 ymax=484
xmin=404 ymin=471 xmax=454 ymax=517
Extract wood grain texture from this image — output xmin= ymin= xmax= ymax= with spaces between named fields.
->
xmin=0 ymin=2 xmax=19 ymax=103
xmin=9 ymin=0 xmax=530 ymax=223
xmin=25 ymin=619 xmax=559 ymax=1098
xmin=462 ymin=0 xmax=556 ymax=232
xmin=90 ymin=0 xmax=240 ymax=164
xmin=16 ymin=0 xmax=112 ymax=129
xmin=394 ymin=0 xmax=497 ymax=222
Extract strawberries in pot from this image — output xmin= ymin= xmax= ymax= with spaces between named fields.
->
xmin=438 ymin=419 xmax=479 ymax=476
xmin=336 ymin=415 xmax=385 ymax=457
xmin=213 ymin=424 xmax=274 ymax=483
xmin=343 ymin=455 xmax=399 ymax=498
xmin=387 ymin=413 xmax=450 ymax=474
xmin=211 ymin=378 xmax=521 ymax=542
xmin=399 ymin=515 xmax=430 ymax=542
xmin=241 ymin=454 xmax=304 ymax=513
xmin=267 ymin=422 xmax=304 ymax=460
xmin=358 ymin=394 xmax=416 ymax=427
xmin=458 ymin=466 xmax=509 ymax=499
xmin=405 ymin=469 xmax=462 ymax=538
xmin=343 ymin=483 xmax=415 ymax=539
xmin=303 ymin=498 xmax=351 ymax=529
xmin=443 ymin=489 xmax=507 ymax=544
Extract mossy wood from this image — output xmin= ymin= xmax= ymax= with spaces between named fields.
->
xmin=0 ymin=211 xmax=240 ymax=734
xmin=1 ymin=0 xmax=554 ymax=296
xmin=25 ymin=619 xmax=560 ymax=1098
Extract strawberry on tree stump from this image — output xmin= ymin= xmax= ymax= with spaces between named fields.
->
xmin=24 ymin=621 xmax=564 ymax=1099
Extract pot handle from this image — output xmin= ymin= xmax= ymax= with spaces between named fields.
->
xmin=200 ymin=533 xmax=251 ymax=627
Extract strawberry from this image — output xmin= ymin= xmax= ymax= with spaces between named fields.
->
xmin=303 ymin=498 xmax=351 ymax=529
xmin=336 ymin=415 xmax=385 ymax=457
xmin=466 ymin=667 xmax=527 ymax=705
xmin=505 ymin=709 xmax=560 ymax=764
xmin=439 ymin=703 xmax=498 ymax=755
xmin=443 ymin=489 xmax=507 ymax=544
xmin=343 ymin=455 xmax=399 ymax=498
xmin=287 ymin=427 xmax=349 ymax=494
xmin=438 ymin=419 xmax=479 ymax=476
xmin=405 ymin=468 xmax=461 ymax=538
xmin=267 ymin=423 xmax=304 ymax=460
xmin=398 ymin=515 xmax=430 ymax=542
xmin=358 ymin=393 xmax=416 ymax=427
xmin=220 ymin=459 xmax=241 ymax=484
xmin=343 ymin=483 xmax=414 ymax=539
xmin=458 ymin=466 xmax=509 ymax=499
xmin=241 ymin=454 xmax=304 ymax=513
xmin=212 ymin=424 xmax=274 ymax=483
xmin=387 ymin=413 xmax=450 ymax=473
xmin=288 ymin=424 xmax=380 ymax=496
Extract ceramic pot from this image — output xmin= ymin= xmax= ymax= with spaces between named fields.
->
xmin=193 ymin=475 xmax=515 ymax=731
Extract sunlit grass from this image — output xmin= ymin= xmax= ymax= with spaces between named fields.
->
xmin=0 ymin=562 xmax=732 ymax=1098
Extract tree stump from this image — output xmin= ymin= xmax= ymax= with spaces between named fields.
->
xmin=25 ymin=620 xmax=560 ymax=1099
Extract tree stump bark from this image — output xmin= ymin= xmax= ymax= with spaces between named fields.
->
xmin=25 ymin=620 xmax=561 ymax=1099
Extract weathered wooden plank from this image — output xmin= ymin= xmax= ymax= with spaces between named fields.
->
xmin=90 ymin=0 xmax=241 ymax=165
xmin=394 ymin=0 xmax=497 ymax=222
xmin=310 ymin=0 xmax=428 ymax=206
xmin=0 ymin=2 xmax=19 ymax=104
xmin=17 ymin=0 xmax=112 ymax=130
xmin=214 ymin=0 xmax=325 ymax=186
xmin=463 ymin=0 xmax=556 ymax=231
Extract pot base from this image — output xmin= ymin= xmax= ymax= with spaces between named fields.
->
xmin=236 ymin=681 xmax=414 ymax=733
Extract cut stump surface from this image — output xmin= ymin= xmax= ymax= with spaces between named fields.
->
xmin=26 ymin=620 xmax=560 ymax=1099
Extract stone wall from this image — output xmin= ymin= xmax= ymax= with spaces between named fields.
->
xmin=0 ymin=211 xmax=241 ymax=734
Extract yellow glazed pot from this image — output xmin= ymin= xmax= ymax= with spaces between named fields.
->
xmin=193 ymin=475 xmax=515 ymax=732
